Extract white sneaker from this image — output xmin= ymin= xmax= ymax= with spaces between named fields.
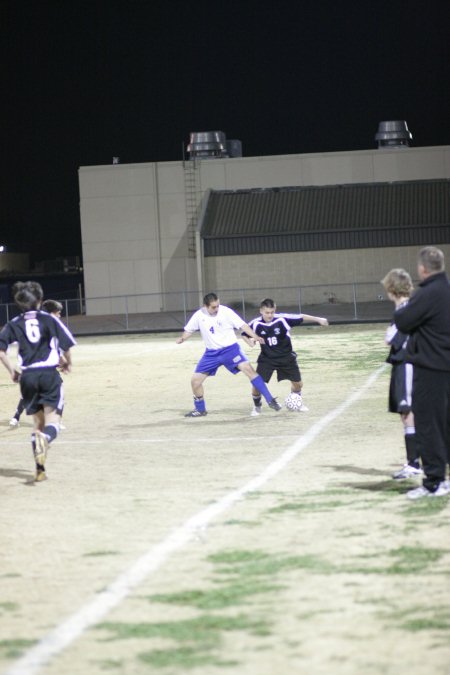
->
xmin=251 ymin=406 xmax=262 ymax=417
xmin=392 ymin=464 xmax=423 ymax=480
xmin=299 ymin=403 xmax=309 ymax=412
xmin=407 ymin=482 xmax=450 ymax=500
xmin=433 ymin=481 xmax=450 ymax=497
xmin=59 ymin=422 xmax=66 ymax=430
xmin=9 ymin=418 xmax=19 ymax=428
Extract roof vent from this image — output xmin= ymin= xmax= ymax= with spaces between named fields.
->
xmin=375 ymin=120 xmax=412 ymax=149
xmin=226 ymin=139 xmax=242 ymax=158
xmin=187 ymin=131 xmax=229 ymax=159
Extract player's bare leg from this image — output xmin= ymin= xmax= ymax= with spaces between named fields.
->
xmin=32 ymin=410 xmax=47 ymax=481
xmin=291 ymin=381 xmax=302 ymax=394
xmin=32 ymin=406 xmax=61 ymax=481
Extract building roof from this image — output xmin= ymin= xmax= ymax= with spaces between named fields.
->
xmin=200 ymin=179 xmax=450 ymax=256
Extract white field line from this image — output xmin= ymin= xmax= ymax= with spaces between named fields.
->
xmin=5 ymin=365 xmax=386 ymax=675
xmin=0 ymin=436 xmax=301 ymax=447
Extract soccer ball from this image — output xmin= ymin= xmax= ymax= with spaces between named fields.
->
xmin=284 ymin=392 xmax=303 ymax=411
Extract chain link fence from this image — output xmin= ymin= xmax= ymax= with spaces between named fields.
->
xmin=0 ymin=281 xmax=398 ymax=335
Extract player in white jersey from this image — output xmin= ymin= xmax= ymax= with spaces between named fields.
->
xmin=176 ymin=293 xmax=282 ymax=416
xmin=0 ymin=282 xmax=76 ymax=481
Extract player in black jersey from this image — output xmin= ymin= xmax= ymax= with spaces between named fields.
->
xmin=9 ymin=299 xmax=66 ymax=429
xmin=0 ymin=282 xmax=76 ymax=481
xmin=243 ymin=298 xmax=328 ymax=415
xmin=381 ymin=269 xmax=422 ymax=480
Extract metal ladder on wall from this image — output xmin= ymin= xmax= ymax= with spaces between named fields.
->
xmin=183 ymin=159 xmax=200 ymax=257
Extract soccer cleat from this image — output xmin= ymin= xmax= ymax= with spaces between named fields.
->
xmin=392 ymin=464 xmax=423 ymax=480
xmin=299 ymin=402 xmax=309 ymax=412
xmin=251 ymin=406 xmax=262 ymax=417
xmin=406 ymin=482 xmax=450 ymax=500
xmin=268 ymin=398 xmax=282 ymax=412
xmin=9 ymin=418 xmax=19 ymax=428
xmin=34 ymin=468 xmax=47 ymax=482
xmin=59 ymin=422 xmax=66 ymax=430
xmin=34 ymin=431 xmax=49 ymax=467
xmin=184 ymin=410 xmax=207 ymax=417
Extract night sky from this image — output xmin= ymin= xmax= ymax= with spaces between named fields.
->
xmin=2 ymin=0 xmax=449 ymax=263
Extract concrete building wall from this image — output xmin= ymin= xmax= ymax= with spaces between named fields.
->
xmin=78 ymin=145 xmax=450 ymax=315
xmin=79 ymin=162 xmax=197 ymax=314
xmin=204 ymin=244 xmax=450 ymax=309
xmin=197 ymin=146 xmax=450 ymax=190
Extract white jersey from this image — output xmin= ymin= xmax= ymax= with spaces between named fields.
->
xmin=184 ymin=305 xmax=245 ymax=350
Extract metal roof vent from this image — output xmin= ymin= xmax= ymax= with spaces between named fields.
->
xmin=375 ymin=120 xmax=412 ymax=149
xmin=226 ymin=139 xmax=242 ymax=158
xmin=187 ymin=131 xmax=229 ymax=159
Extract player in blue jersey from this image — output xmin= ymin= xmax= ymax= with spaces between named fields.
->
xmin=176 ymin=292 xmax=282 ymax=416
xmin=244 ymin=298 xmax=328 ymax=415
xmin=0 ymin=282 xmax=76 ymax=481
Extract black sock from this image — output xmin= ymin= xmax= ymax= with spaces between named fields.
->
xmin=405 ymin=434 xmax=420 ymax=468
xmin=43 ymin=424 xmax=58 ymax=443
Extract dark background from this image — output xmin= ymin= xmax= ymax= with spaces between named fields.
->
xmin=1 ymin=0 xmax=449 ymax=263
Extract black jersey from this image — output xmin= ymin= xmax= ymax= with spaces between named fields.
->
xmin=247 ymin=313 xmax=303 ymax=362
xmin=0 ymin=310 xmax=76 ymax=370
xmin=385 ymin=320 xmax=413 ymax=414
xmin=385 ymin=322 xmax=409 ymax=365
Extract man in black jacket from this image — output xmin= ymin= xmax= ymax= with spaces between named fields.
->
xmin=394 ymin=246 xmax=450 ymax=499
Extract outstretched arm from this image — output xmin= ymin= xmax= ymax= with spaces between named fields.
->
xmin=300 ymin=313 xmax=329 ymax=326
xmin=176 ymin=330 xmax=194 ymax=344
xmin=240 ymin=323 xmax=265 ymax=344
xmin=240 ymin=333 xmax=256 ymax=347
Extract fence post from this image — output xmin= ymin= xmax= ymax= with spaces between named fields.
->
xmin=297 ymin=287 xmax=302 ymax=314
xmin=125 ymin=296 xmax=129 ymax=330
xmin=64 ymin=299 xmax=69 ymax=328
xmin=241 ymin=290 xmax=245 ymax=320
xmin=183 ymin=290 xmax=187 ymax=325
xmin=352 ymin=283 xmax=358 ymax=320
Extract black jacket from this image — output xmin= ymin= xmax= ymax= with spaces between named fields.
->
xmin=394 ymin=271 xmax=450 ymax=371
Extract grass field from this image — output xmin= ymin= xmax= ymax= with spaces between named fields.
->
xmin=0 ymin=324 xmax=449 ymax=675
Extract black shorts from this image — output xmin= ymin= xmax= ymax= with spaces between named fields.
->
xmin=20 ymin=368 xmax=64 ymax=415
xmin=388 ymin=362 xmax=413 ymax=414
xmin=257 ymin=355 xmax=301 ymax=383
